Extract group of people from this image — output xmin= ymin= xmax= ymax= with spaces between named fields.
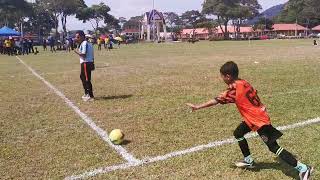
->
xmin=42 ymin=36 xmax=76 ymax=53
xmin=96 ymin=34 xmax=125 ymax=51
xmin=0 ymin=37 xmax=38 ymax=56
xmin=43 ymin=34 xmax=123 ymax=53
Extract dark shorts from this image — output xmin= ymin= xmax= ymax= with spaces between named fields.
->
xmin=257 ymin=124 xmax=283 ymax=143
xmin=235 ymin=122 xmax=283 ymax=144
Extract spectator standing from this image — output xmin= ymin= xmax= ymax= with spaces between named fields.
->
xmin=74 ymin=30 xmax=95 ymax=102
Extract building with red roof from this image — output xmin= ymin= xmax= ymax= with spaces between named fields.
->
xmin=121 ymin=28 xmax=140 ymax=36
xmin=181 ymin=28 xmax=209 ymax=40
xmin=215 ymin=26 xmax=258 ymax=38
xmin=271 ymin=23 xmax=307 ymax=36
xmin=311 ymin=25 xmax=320 ymax=33
xmin=180 ymin=23 xmax=309 ymax=41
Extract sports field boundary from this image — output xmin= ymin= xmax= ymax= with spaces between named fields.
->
xmin=15 ymin=56 xmax=140 ymax=164
xmin=15 ymin=56 xmax=319 ymax=179
xmin=66 ymin=117 xmax=320 ymax=180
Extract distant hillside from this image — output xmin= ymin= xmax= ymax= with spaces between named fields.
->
xmin=247 ymin=3 xmax=286 ymax=25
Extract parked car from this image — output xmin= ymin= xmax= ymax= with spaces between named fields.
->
xmin=260 ymin=35 xmax=269 ymax=40
xmin=308 ymin=33 xmax=318 ymax=38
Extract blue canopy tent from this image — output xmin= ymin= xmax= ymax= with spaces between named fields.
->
xmin=0 ymin=26 xmax=21 ymax=36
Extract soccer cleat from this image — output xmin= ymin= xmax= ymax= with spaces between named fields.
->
xmin=299 ymin=166 xmax=314 ymax=180
xmin=82 ymin=94 xmax=89 ymax=99
xmin=235 ymin=160 xmax=255 ymax=169
xmin=82 ymin=95 xmax=91 ymax=102
xmin=87 ymin=97 xmax=95 ymax=102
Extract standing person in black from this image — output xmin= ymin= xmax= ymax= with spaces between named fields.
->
xmin=74 ymin=30 xmax=95 ymax=102
xmin=0 ymin=39 xmax=3 ymax=54
xmin=28 ymin=39 xmax=34 ymax=53
xmin=49 ymin=37 xmax=56 ymax=53
xmin=43 ymin=38 xmax=47 ymax=51
xmin=22 ymin=39 xmax=29 ymax=55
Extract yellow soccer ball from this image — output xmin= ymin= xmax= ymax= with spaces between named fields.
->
xmin=109 ymin=129 xmax=124 ymax=145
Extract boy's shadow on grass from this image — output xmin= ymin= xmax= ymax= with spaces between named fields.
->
xmin=96 ymin=95 xmax=133 ymax=100
xmin=121 ymin=140 xmax=131 ymax=146
xmin=231 ymin=161 xmax=299 ymax=179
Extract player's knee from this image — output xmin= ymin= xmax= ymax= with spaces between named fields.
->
xmin=233 ymin=128 xmax=243 ymax=139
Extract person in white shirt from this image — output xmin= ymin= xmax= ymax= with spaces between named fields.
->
xmin=74 ymin=31 xmax=95 ymax=102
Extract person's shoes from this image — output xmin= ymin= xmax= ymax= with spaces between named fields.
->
xmin=299 ymin=166 xmax=314 ymax=180
xmin=83 ymin=95 xmax=94 ymax=102
xmin=87 ymin=97 xmax=95 ymax=102
xmin=82 ymin=94 xmax=91 ymax=102
xmin=235 ymin=160 xmax=255 ymax=169
xmin=82 ymin=94 xmax=88 ymax=99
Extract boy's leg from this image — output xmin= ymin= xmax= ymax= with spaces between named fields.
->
xmin=80 ymin=63 xmax=88 ymax=96
xmin=234 ymin=122 xmax=254 ymax=167
xmin=85 ymin=63 xmax=94 ymax=98
xmin=258 ymin=125 xmax=314 ymax=179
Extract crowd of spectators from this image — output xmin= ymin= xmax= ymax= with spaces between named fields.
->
xmin=0 ymin=36 xmax=38 ymax=56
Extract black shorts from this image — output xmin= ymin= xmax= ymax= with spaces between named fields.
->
xmin=257 ymin=124 xmax=283 ymax=143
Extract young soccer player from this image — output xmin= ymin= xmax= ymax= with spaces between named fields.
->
xmin=186 ymin=61 xmax=314 ymax=180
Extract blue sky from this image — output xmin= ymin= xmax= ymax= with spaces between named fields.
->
xmin=68 ymin=0 xmax=288 ymax=30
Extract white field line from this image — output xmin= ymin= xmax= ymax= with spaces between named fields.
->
xmin=15 ymin=56 xmax=140 ymax=164
xmin=66 ymin=117 xmax=320 ymax=180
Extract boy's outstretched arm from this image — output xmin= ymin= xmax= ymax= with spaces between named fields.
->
xmin=186 ymin=99 xmax=219 ymax=112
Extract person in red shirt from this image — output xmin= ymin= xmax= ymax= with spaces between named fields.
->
xmin=187 ymin=61 xmax=313 ymax=180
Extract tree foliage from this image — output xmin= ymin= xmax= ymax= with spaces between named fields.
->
xmin=180 ymin=10 xmax=207 ymax=28
xmin=163 ymin=12 xmax=182 ymax=29
xmin=276 ymin=0 xmax=320 ymax=28
xmin=76 ymin=2 xmax=118 ymax=35
xmin=253 ymin=17 xmax=274 ymax=31
xmin=24 ymin=3 xmax=55 ymax=36
xmin=0 ymin=0 xmax=31 ymax=28
xmin=40 ymin=0 xmax=86 ymax=37
xmin=122 ymin=16 xmax=143 ymax=30
xmin=203 ymin=0 xmax=261 ymax=39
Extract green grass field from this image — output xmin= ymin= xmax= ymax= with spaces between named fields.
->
xmin=0 ymin=39 xmax=319 ymax=179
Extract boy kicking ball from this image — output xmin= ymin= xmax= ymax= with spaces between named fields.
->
xmin=186 ymin=61 xmax=314 ymax=180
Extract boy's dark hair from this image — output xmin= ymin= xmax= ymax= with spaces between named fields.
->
xmin=76 ymin=30 xmax=85 ymax=38
xmin=220 ymin=61 xmax=239 ymax=79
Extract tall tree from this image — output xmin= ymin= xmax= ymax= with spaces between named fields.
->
xmin=105 ymin=16 xmax=121 ymax=32
xmin=39 ymin=0 xmax=86 ymax=37
xmin=180 ymin=10 xmax=207 ymax=28
xmin=0 ymin=0 xmax=31 ymax=28
xmin=231 ymin=0 xmax=261 ymax=39
xmin=122 ymin=16 xmax=143 ymax=30
xmin=253 ymin=17 xmax=274 ymax=31
xmin=163 ymin=12 xmax=182 ymax=32
xmin=39 ymin=0 xmax=61 ymax=36
xmin=76 ymin=2 xmax=116 ymax=36
xmin=277 ymin=0 xmax=305 ymax=23
xmin=59 ymin=0 xmax=86 ymax=38
xmin=25 ymin=2 xmax=55 ymax=36
xmin=276 ymin=0 xmax=320 ymax=29
xmin=202 ymin=0 xmax=234 ymax=39
xmin=203 ymin=0 xmax=261 ymax=39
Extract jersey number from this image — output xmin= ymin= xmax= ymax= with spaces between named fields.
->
xmin=246 ymin=87 xmax=261 ymax=107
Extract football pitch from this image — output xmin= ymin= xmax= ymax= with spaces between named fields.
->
xmin=1 ymin=39 xmax=319 ymax=179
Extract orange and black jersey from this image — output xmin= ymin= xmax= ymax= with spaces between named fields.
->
xmin=215 ymin=79 xmax=271 ymax=131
